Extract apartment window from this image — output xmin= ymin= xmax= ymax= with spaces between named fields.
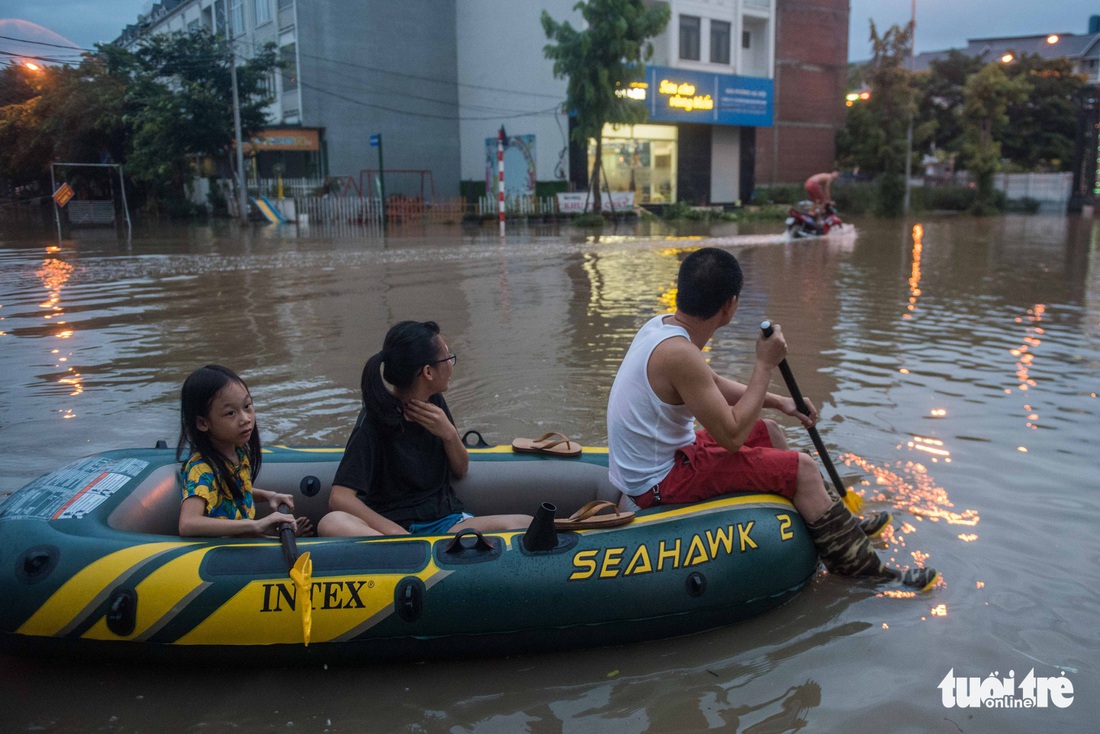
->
xmin=742 ymin=30 xmax=752 ymax=50
xmin=229 ymin=0 xmax=245 ymax=35
xmin=680 ymin=15 xmax=700 ymax=61
xmin=255 ymin=0 xmax=271 ymax=25
xmin=280 ymin=44 xmax=298 ymax=91
xmin=278 ymin=0 xmax=293 ymax=8
xmin=711 ymin=20 xmax=731 ymax=64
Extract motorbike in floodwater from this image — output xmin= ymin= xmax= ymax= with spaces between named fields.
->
xmin=786 ymin=201 xmax=844 ymax=238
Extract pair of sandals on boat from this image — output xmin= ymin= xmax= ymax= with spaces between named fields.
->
xmin=511 ymin=431 xmax=634 ymax=530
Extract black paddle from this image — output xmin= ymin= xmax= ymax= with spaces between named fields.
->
xmin=278 ymin=503 xmax=312 ymax=645
xmin=760 ymin=321 xmax=862 ymax=513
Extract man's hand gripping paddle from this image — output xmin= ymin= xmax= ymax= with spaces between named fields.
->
xmin=760 ymin=321 xmax=863 ymax=513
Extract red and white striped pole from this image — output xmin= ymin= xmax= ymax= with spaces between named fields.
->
xmin=497 ymin=126 xmax=506 ymax=238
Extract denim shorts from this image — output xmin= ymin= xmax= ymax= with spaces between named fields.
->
xmin=407 ymin=512 xmax=473 ymax=535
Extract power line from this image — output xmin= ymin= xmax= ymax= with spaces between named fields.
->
xmin=297 ymin=79 xmax=561 ymax=122
xmin=0 ymin=35 xmax=90 ymax=52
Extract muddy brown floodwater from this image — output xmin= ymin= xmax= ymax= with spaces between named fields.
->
xmin=1 ymin=214 xmax=1097 ymax=732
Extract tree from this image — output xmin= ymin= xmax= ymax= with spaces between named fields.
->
xmin=915 ymin=50 xmax=984 ymax=160
xmin=835 ymin=21 xmax=914 ymax=215
xmin=960 ymin=63 xmax=1029 ymax=213
xmin=100 ymin=30 xmax=277 ymax=206
xmin=0 ymin=57 xmax=126 ymax=194
xmin=542 ymin=0 xmax=669 ymax=213
xmin=999 ymin=54 xmax=1088 ymax=170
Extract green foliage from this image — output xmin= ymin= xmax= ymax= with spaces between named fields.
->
xmin=572 ymin=212 xmax=606 ymax=227
xmin=914 ymin=51 xmax=985 ymax=160
xmin=0 ymin=31 xmax=277 ymax=215
xmin=837 ymin=21 xmax=914 ymax=175
xmin=999 ymin=55 xmax=1088 ymax=170
xmin=542 ymin=0 xmax=669 ymax=212
xmin=750 ymin=183 xmax=804 ymax=205
xmin=960 ymin=63 xmax=1029 ymax=211
xmin=102 ymin=31 xmax=277 ymax=202
xmin=875 ymin=172 xmax=905 ymax=216
xmin=0 ymin=58 xmax=127 ymax=190
xmin=913 ymin=185 xmax=977 ymax=211
xmin=830 ymin=181 xmax=875 ymax=215
xmin=1004 ymin=196 xmax=1041 ymax=213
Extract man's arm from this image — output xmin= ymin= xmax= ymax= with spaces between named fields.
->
xmin=653 ymin=337 xmax=776 ymax=452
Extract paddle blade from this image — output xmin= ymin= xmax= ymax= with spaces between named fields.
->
xmin=842 ymin=491 xmax=863 ymax=514
xmin=289 ymin=551 xmax=313 ymax=646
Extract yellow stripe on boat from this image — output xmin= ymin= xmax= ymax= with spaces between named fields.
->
xmin=17 ymin=542 xmax=195 ymax=637
xmin=81 ymin=546 xmax=215 ymax=642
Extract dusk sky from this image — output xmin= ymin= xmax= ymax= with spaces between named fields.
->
xmin=0 ymin=1 xmax=1095 ymax=65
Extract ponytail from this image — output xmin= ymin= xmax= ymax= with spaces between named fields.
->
xmin=361 ymin=321 xmax=442 ymax=432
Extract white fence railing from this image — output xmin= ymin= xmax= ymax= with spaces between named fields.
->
xmin=295 ymin=195 xmax=382 ymax=225
xmin=476 ymin=195 xmax=558 ymax=216
xmin=993 ymin=172 xmax=1072 ymax=205
xmin=249 ymin=177 xmax=325 ymax=199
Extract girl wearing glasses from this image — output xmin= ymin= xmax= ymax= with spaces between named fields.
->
xmin=319 ymin=320 xmax=531 ymax=537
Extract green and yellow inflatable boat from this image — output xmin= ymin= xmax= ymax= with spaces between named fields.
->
xmin=0 ymin=445 xmax=817 ymax=662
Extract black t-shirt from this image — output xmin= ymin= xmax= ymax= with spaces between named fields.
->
xmin=332 ymin=393 xmax=465 ymax=529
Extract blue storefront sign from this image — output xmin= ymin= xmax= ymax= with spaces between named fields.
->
xmin=642 ymin=65 xmax=773 ymax=127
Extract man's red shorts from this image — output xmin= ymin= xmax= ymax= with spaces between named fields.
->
xmin=631 ymin=421 xmax=799 ymax=509
xmin=805 ymin=181 xmax=825 ymax=202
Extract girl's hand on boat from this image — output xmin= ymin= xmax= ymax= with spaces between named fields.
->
xmin=404 ymin=399 xmax=454 ymax=438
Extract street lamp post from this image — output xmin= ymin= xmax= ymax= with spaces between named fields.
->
xmin=903 ymin=0 xmax=915 ymax=215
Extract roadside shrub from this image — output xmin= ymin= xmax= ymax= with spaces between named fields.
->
xmin=1004 ymin=196 xmax=1041 ymax=214
xmin=751 ymin=184 xmax=803 ymax=205
xmin=831 ymin=181 xmax=875 ymax=215
xmin=874 ymin=174 xmax=905 ymax=217
xmin=572 ymin=212 xmax=606 ymax=227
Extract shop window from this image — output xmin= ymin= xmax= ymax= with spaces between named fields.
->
xmin=594 ymin=124 xmax=679 ymax=204
xmin=711 ymin=20 xmax=730 ymax=64
xmin=680 ymin=16 xmax=701 ymax=61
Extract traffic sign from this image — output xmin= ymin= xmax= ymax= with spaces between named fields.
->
xmin=369 ymin=134 xmax=380 ymax=147
xmin=52 ymin=182 xmax=75 ymax=208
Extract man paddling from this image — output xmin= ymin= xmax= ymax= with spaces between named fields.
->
xmin=606 ymin=247 xmax=937 ymax=590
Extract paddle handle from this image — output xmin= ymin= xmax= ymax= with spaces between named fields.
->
xmin=760 ymin=321 xmax=849 ymax=499
xmin=277 ymin=503 xmax=299 ymax=568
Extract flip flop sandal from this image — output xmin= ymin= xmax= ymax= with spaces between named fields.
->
xmin=511 ymin=431 xmax=582 ymax=457
xmin=553 ymin=500 xmax=635 ymax=530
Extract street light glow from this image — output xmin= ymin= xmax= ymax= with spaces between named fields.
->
xmin=24 ymin=62 xmax=41 ymax=71
xmin=1046 ymin=35 xmax=1059 ymax=44
xmin=1001 ymin=53 xmax=1014 ymax=63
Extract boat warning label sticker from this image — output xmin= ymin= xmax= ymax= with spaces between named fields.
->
xmin=0 ymin=456 xmax=150 ymax=521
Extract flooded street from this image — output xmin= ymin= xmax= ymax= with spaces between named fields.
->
xmin=1 ymin=214 xmax=1097 ymax=732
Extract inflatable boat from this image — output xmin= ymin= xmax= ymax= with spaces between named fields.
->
xmin=0 ymin=445 xmax=818 ymax=662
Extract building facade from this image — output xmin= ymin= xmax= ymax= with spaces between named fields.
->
xmin=753 ymin=0 xmax=848 ymax=188
xmin=119 ymin=0 xmax=845 ymax=206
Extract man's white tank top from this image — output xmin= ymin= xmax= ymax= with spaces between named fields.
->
xmin=607 ymin=314 xmax=697 ymax=495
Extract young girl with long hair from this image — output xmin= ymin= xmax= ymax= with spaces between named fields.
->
xmin=319 ymin=321 xmax=530 ymax=537
xmin=177 ymin=364 xmax=311 ymax=537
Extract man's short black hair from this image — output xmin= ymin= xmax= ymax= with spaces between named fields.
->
xmin=676 ymin=247 xmax=743 ymax=318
